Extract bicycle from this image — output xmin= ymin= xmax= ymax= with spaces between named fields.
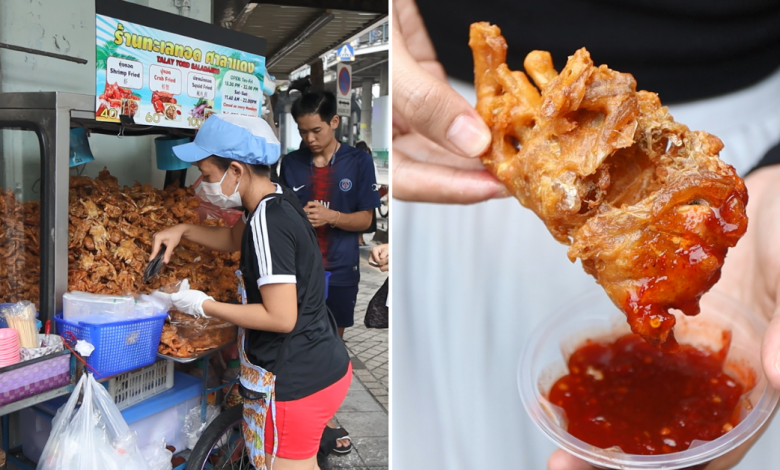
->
xmin=185 ymin=404 xmax=249 ymax=470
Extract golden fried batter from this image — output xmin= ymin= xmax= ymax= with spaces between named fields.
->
xmin=470 ymin=23 xmax=748 ymax=351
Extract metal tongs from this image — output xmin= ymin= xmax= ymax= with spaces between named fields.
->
xmin=144 ymin=244 xmax=166 ymax=284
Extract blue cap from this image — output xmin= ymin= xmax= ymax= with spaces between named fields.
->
xmin=173 ymin=114 xmax=281 ymax=165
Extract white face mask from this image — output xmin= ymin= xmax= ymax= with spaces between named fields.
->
xmin=198 ymin=169 xmax=242 ymax=209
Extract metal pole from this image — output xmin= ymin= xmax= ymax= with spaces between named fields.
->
xmin=0 ymin=42 xmax=87 ymax=65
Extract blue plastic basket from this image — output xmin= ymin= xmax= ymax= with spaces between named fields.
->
xmin=325 ymin=271 xmax=332 ymax=299
xmin=54 ymin=313 xmax=167 ymax=379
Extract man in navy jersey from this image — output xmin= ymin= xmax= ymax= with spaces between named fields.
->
xmin=280 ymin=91 xmax=380 ymax=339
xmin=281 ymin=91 xmax=379 ymax=456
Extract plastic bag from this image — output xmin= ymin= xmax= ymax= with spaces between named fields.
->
xmin=182 ymin=404 xmax=220 ymax=450
xmin=63 ymin=292 xmax=135 ymax=321
xmin=37 ymin=373 xmax=151 ymax=470
xmin=140 ymin=438 xmax=173 ymax=470
xmin=20 ymin=334 xmax=63 ymax=361
xmin=2 ymin=301 xmax=40 ymax=348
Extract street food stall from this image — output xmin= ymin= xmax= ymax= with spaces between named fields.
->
xmin=0 ymin=1 xmax=269 ymax=467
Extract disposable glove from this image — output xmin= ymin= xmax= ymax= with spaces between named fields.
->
xmin=142 ymin=291 xmax=173 ymax=314
xmin=171 ymin=279 xmax=214 ymax=318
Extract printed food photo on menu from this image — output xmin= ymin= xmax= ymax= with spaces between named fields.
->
xmin=391 ymin=0 xmax=780 ymax=469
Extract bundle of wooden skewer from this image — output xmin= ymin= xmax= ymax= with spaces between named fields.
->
xmin=3 ymin=302 xmax=39 ymax=348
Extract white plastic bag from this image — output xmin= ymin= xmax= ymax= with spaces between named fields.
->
xmin=182 ymin=404 xmax=220 ymax=450
xmin=140 ymin=438 xmax=173 ymax=470
xmin=36 ymin=373 xmax=151 ymax=470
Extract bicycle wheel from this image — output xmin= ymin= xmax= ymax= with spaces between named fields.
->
xmin=186 ymin=405 xmax=251 ymax=470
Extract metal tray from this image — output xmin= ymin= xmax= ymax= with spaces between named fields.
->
xmin=156 ymin=340 xmax=236 ymax=363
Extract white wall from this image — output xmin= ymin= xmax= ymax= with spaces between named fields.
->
xmin=0 ymin=0 xmax=211 ymax=189
xmin=284 ymin=112 xmax=302 ymax=154
xmin=371 ymin=95 xmax=390 ymax=152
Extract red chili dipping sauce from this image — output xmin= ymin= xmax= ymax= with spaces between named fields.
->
xmin=548 ymin=333 xmax=753 ymax=455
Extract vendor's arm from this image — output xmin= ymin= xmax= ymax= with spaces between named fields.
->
xmin=151 ymin=220 xmax=245 ymax=263
xmin=304 ymin=201 xmax=373 ymax=231
xmin=202 ymin=284 xmax=297 ymax=333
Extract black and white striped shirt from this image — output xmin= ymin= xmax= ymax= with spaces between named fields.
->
xmin=241 ymin=184 xmax=349 ymax=400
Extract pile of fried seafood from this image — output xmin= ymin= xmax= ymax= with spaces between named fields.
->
xmin=0 ymin=190 xmax=41 ymax=303
xmin=0 ymin=168 xmax=240 ymax=306
xmin=469 ymin=23 xmax=748 ymax=351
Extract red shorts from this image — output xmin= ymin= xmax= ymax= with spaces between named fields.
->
xmin=264 ymin=362 xmax=352 ymax=459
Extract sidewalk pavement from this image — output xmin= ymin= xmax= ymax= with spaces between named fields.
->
xmin=321 ymin=231 xmax=389 ymax=470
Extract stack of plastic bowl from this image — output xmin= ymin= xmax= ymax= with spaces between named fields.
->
xmin=0 ymin=328 xmax=20 ymax=367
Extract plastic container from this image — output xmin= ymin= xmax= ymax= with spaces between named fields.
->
xmin=69 ymin=127 xmax=95 ymax=167
xmin=171 ymin=320 xmax=237 ymax=352
xmin=106 ymin=358 xmax=175 ymax=410
xmin=518 ymin=289 xmax=780 ymax=470
xmin=133 ymin=299 xmax=156 ymax=318
xmin=63 ymin=292 xmax=135 ymax=322
xmin=0 ymin=351 xmax=70 ymax=407
xmin=155 ymin=135 xmax=192 ymax=171
xmin=21 ymin=371 xmax=202 ymax=463
xmin=54 ymin=312 xmax=167 ymax=379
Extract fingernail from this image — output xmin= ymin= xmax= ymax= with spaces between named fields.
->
xmin=447 ymin=114 xmax=491 ymax=157
xmin=496 ymin=185 xmax=511 ymax=198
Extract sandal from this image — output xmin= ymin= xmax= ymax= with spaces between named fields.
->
xmin=331 ymin=435 xmax=353 ymax=455
xmin=319 ymin=426 xmax=353 ymax=456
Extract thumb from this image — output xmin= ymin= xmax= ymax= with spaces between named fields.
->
xmin=392 ymin=16 xmax=490 ymax=158
xmin=761 ymin=313 xmax=780 ymax=390
xmin=548 ymin=449 xmax=595 ymax=470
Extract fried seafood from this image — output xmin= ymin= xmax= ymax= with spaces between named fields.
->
xmin=469 ymin=23 xmax=748 ymax=351
xmin=158 ymin=323 xmax=195 ymax=357
xmin=158 ymin=310 xmax=237 ymax=358
xmin=0 ymin=190 xmax=41 ymax=303
xmin=0 ymin=168 xmax=240 ymax=306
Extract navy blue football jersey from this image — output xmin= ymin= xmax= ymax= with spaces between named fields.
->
xmin=279 ymin=144 xmax=380 ymax=287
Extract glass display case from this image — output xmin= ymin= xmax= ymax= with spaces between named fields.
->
xmin=0 ymin=92 xmax=91 ymax=320
xmin=0 ymin=92 xmax=194 ymax=322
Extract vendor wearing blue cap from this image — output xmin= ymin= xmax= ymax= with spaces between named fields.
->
xmin=150 ymin=114 xmax=351 ymax=470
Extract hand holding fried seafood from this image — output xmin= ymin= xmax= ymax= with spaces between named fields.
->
xmin=469 ymin=23 xmax=748 ymax=351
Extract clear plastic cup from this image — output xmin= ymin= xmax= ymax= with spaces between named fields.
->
xmin=518 ymin=289 xmax=780 ymax=469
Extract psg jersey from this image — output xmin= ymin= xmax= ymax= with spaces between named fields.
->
xmin=280 ymin=144 xmax=380 ymax=287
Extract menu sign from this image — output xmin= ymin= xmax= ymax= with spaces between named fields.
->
xmin=95 ymin=14 xmax=265 ymax=129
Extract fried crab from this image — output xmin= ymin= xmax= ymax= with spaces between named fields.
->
xmin=0 ymin=168 xmax=241 ymax=307
xmin=469 ymin=23 xmax=748 ymax=351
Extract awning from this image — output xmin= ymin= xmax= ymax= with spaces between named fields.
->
xmin=214 ymin=0 xmax=388 ymax=80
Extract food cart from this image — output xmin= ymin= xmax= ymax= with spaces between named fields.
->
xmin=0 ymin=0 xmax=269 ymax=467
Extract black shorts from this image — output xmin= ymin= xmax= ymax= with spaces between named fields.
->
xmin=326 ymin=285 xmax=359 ymax=328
